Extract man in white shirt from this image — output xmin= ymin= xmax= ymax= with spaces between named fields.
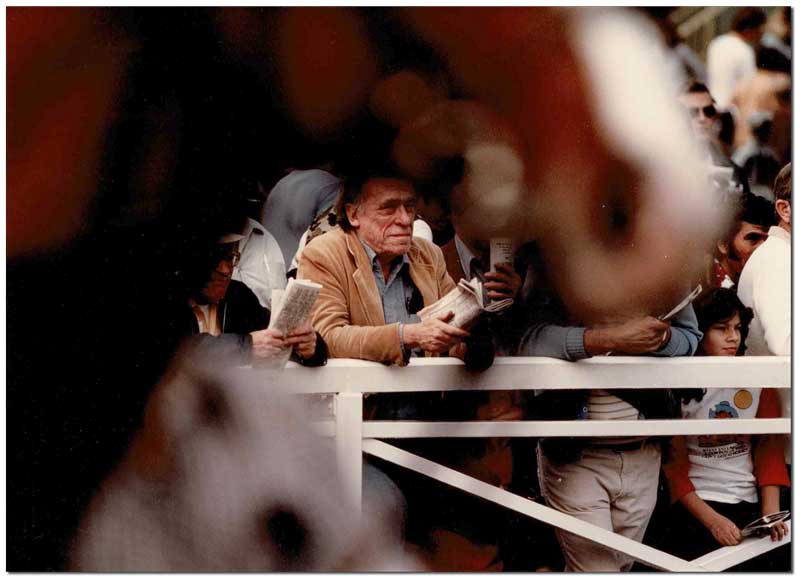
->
xmin=707 ymin=8 xmax=766 ymax=109
xmin=232 ymin=217 xmax=287 ymax=310
xmin=737 ymin=163 xmax=790 ymax=417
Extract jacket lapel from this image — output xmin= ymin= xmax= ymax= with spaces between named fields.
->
xmin=346 ymin=231 xmax=386 ymax=325
xmin=408 ymin=243 xmax=439 ymax=308
xmin=441 ymin=239 xmax=466 ymax=282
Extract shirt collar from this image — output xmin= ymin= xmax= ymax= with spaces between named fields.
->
xmin=240 ymin=218 xmax=264 ymax=241
xmin=360 ymin=239 xmax=410 ymax=272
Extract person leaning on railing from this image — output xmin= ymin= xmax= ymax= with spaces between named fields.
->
xmin=516 ymin=279 xmax=701 ymax=572
xmin=166 ymin=234 xmax=327 ymax=367
xmin=661 ymin=287 xmax=789 ymax=570
xmin=296 ymin=164 xmax=497 ymax=571
xmin=296 ymin=165 xmax=494 ymax=418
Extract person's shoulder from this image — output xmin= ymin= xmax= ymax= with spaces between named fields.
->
xmin=300 ymin=226 xmax=348 ymax=261
xmin=410 ymin=236 xmax=445 ymax=263
xmin=756 ymin=230 xmax=790 ymax=260
xmin=226 ymin=279 xmax=260 ymax=305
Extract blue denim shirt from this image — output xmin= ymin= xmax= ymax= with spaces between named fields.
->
xmin=360 ymin=241 xmax=431 ymax=420
xmin=360 ymin=240 xmax=420 ymax=328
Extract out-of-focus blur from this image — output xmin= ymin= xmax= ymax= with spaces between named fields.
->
xmin=70 ymin=345 xmax=414 ymax=571
xmin=6 ymin=6 xmax=787 ymax=572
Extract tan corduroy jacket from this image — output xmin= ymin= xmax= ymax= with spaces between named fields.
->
xmin=297 ymin=226 xmax=456 ymax=365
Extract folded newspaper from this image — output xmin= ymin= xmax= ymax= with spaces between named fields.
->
xmin=259 ymin=278 xmax=322 ymax=368
xmin=417 ymin=277 xmax=513 ymax=330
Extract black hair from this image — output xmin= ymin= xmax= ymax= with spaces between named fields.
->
xmin=756 ymin=46 xmax=791 ymax=73
xmin=732 ymin=8 xmax=767 ymax=33
xmin=717 ymin=193 xmax=775 ymax=262
xmin=739 ymin=193 xmax=778 ymax=229
xmin=681 ymin=80 xmax=712 ymax=96
xmin=693 ymin=287 xmax=754 ymax=356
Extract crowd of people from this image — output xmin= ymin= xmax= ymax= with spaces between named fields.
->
xmin=176 ymin=10 xmax=792 ymax=571
xmin=7 ymin=6 xmax=792 ymax=573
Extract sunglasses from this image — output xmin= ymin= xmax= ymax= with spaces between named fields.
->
xmin=688 ymin=104 xmax=717 ymax=119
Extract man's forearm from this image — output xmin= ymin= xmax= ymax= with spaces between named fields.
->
xmin=518 ymin=324 xmax=589 ymax=361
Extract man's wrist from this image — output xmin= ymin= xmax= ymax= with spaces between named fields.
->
xmin=584 ymin=327 xmax=614 ymax=356
xmin=657 ymin=327 xmax=672 ymax=351
xmin=400 ymin=322 xmax=418 ymax=349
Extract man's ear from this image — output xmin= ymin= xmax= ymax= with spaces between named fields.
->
xmin=776 ymin=200 xmax=791 ymax=225
xmin=716 ymin=240 xmax=729 ymax=258
xmin=345 ymin=203 xmax=360 ymax=228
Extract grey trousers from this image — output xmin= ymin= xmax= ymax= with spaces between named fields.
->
xmin=537 ymin=442 xmax=661 ymax=572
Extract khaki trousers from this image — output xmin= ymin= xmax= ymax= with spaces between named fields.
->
xmin=537 ymin=442 xmax=661 ymax=572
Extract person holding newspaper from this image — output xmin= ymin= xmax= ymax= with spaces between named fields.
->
xmin=297 ymin=166 xmax=493 ymax=373
xmin=170 ymin=234 xmax=327 ymax=366
xmin=296 ymin=164 xmax=496 ymax=570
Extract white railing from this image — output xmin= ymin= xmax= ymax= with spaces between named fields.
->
xmin=252 ymin=356 xmax=791 ymax=572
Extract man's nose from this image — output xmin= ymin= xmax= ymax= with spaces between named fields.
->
xmin=217 ymin=259 xmax=233 ymax=275
xmin=396 ymin=206 xmax=413 ymax=225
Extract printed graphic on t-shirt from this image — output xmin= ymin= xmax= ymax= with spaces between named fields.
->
xmin=696 ymin=398 xmax=751 ymax=456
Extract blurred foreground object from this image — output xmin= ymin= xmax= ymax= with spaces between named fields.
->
xmin=370 ymin=8 xmax=720 ymax=321
xmin=71 ymin=345 xmax=413 ymax=571
xmin=7 ymin=6 xmax=721 ymax=319
xmin=8 ymin=7 xmax=727 ymax=569
xmin=6 ymin=7 xmax=135 ymax=256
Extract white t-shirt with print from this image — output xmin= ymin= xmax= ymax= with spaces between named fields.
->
xmin=681 ymin=387 xmax=762 ymax=504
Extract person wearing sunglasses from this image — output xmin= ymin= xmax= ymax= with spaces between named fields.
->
xmin=172 ymin=234 xmax=327 ymax=366
xmin=678 ymin=81 xmax=750 ymax=195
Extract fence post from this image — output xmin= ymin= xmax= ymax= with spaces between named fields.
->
xmin=335 ymin=392 xmax=363 ymax=513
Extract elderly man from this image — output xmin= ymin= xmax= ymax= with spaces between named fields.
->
xmin=297 ymin=168 xmax=487 ymax=373
xmin=297 ymin=167 xmax=496 ymax=570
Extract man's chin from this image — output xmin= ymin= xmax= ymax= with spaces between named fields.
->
xmin=390 ymin=241 xmax=412 ymax=255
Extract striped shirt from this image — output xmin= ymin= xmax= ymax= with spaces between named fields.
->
xmin=587 ymin=389 xmax=644 ymax=446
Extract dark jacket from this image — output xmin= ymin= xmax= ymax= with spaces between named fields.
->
xmin=170 ymin=280 xmax=327 ymax=366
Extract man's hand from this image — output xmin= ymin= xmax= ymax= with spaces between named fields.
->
xmin=585 ymin=316 xmax=670 ymax=355
xmin=250 ymin=329 xmax=287 ymax=359
xmin=704 ymin=511 xmax=742 ymax=547
xmin=284 ymin=321 xmax=317 ymax=360
xmin=484 ymin=262 xmax=522 ymax=302
xmin=403 ymin=311 xmax=470 ymax=353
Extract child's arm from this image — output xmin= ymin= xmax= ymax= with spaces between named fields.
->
xmin=679 ymin=491 xmax=742 ymax=546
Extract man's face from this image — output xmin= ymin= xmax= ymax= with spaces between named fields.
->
xmin=677 ymin=91 xmax=717 ymax=143
xmin=200 ymin=246 xmax=238 ymax=304
xmin=347 ymin=178 xmax=417 ymax=260
xmin=719 ymin=220 xmax=769 ymax=278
